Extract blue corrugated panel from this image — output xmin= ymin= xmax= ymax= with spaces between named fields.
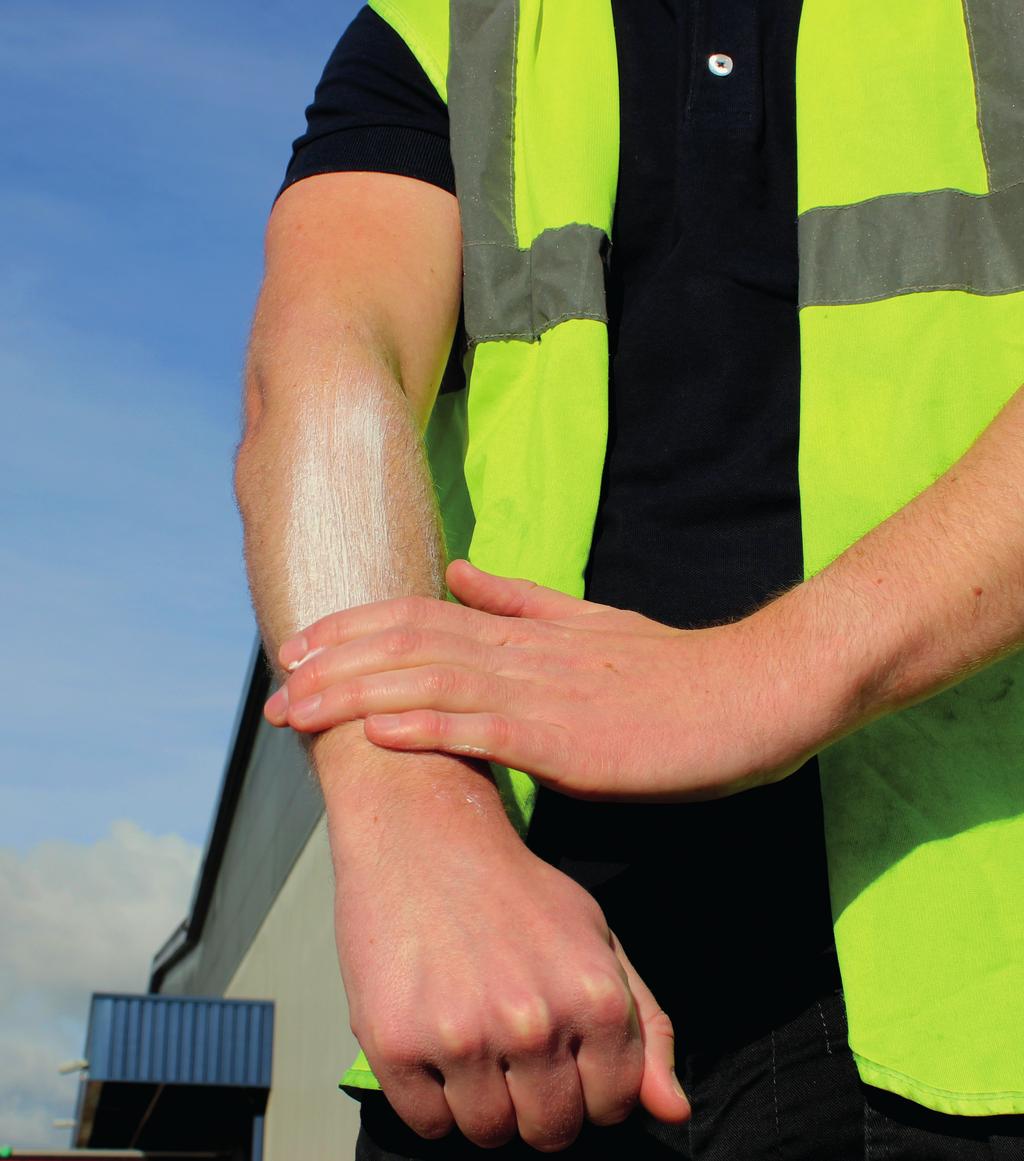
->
xmin=85 ymin=994 xmax=273 ymax=1088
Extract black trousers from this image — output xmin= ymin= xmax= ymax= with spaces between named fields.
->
xmin=354 ymin=991 xmax=1024 ymax=1160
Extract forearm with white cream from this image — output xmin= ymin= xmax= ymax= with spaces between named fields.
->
xmin=234 ymin=341 xmax=503 ymax=822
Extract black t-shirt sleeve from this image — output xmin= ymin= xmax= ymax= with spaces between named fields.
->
xmin=282 ymin=5 xmax=454 ymax=196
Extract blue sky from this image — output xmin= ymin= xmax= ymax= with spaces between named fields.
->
xmin=1 ymin=0 xmax=361 ymax=849
xmin=0 ymin=0 xmax=361 ymax=1144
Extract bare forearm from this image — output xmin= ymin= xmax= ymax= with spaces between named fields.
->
xmin=785 ymin=384 xmax=1024 ymax=732
xmin=235 ymin=351 xmax=441 ymax=657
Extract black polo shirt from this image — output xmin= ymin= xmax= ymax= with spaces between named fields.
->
xmin=283 ymin=0 xmax=837 ymax=1055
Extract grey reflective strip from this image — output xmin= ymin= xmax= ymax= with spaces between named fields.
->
xmin=464 ymin=227 xmax=609 ymax=341
xmin=448 ymin=0 xmax=517 ymax=248
xmin=448 ymin=1 xmax=610 ymax=343
xmin=799 ymin=180 xmax=1024 ymax=307
xmin=962 ymin=0 xmax=1024 ymax=191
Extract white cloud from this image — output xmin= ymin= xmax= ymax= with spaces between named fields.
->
xmin=0 ymin=821 xmax=200 ymax=1149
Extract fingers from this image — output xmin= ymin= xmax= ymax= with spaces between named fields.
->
xmin=372 ymin=1033 xmax=585 ymax=1151
xmin=266 ymin=627 xmax=517 ymax=724
xmin=373 ymin=1065 xmax=455 ymax=1142
xmin=504 ymin=1054 xmax=585 ymax=1152
xmin=610 ymin=933 xmax=691 ymax=1124
xmin=274 ymin=668 xmax=524 ymax=734
xmin=278 ymin=593 xmax=523 ymax=670
xmin=441 ymin=1061 xmax=517 ymax=1148
xmin=447 ymin=559 xmax=600 ymax=620
xmin=573 ymin=970 xmax=644 ymax=1126
xmin=363 ymin=709 xmax=573 ymax=780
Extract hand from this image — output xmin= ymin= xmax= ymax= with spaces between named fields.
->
xmin=266 ymin=560 xmax=838 ymax=800
xmin=316 ymin=727 xmax=689 ymax=1151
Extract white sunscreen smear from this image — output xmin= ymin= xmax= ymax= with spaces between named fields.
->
xmin=283 ymin=382 xmax=442 ymax=632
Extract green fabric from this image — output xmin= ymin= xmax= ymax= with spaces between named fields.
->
xmin=367 ymin=0 xmax=449 ymax=100
xmin=798 ymin=0 xmax=1024 ymax=1108
xmin=800 ymin=289 xmax=1024 ymax=1111
xmin=511 ymin=0 xmax=618 ymax=246
xmin=464 ymin=320 xmax=610 ymax=831
xmin=799 ymin=293 xmax=1024 ymax=570
xmin=796 ymin=0 xmax=987 ymax=214
xmin=820 ymin=657 xmax=1024 ymax=1114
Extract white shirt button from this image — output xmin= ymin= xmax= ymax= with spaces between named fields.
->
xmin=708 ymin=53 xmax=734 ymax=77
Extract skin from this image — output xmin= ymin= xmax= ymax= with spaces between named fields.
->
xmin=264 ymin=387 xmax=1024 ymax=803
xmin=234 ymin=170 xmax=689 ymax=1153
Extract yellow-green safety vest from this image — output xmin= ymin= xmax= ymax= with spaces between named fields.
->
xmin=342 ymin=0 xmax=1024 ymax=1116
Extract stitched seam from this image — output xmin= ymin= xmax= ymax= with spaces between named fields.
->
xmin=509 ymin=0 xmax=519 ymax=250
xmin=851 ymin=1051 xmax=1024 ymax=1103
xmin=770 ymin=1030 xmax=781 ymax=1159
xmin=817 ymin=1000 xmax=833 ymax=1056
xmin=960 ymin=0 xmax=993 ymax=185
xmin=799 ymin=177 xmax=1024 ymax=219
xmin=801 ymin=280 xmax=1024 ymax=308
xmin=470 ymin=310 xmax=608 ymax=345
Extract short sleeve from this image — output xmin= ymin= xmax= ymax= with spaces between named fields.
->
xmin=281 ymin=5 xmax=455 ymax=197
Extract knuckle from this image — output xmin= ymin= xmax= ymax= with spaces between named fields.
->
xmin=422 ymin=665 xmax=457 ymax=697
xmin=497 ymin=996 xmax=556 ymax=1057
xmin=433 ymin=1014 xmax=487 ymax=1063
xmin=382 ymin=627 xmax=418 ymax=657
xmin=366 ymin=1026 xmax=421 ymax=1072
xmin=298 ymin=650 xmax=329 ymax=689
xmin=646 ymin=1006 xmax=675 ymax=1042
xmin=485 ymin=713 xmax=512 ymax=747
xmin=339 ymin=676 xmax=368 ymax=713
xmin=581 ymin=974 xmax=633 ymax=1031
xmin=318 ymin=611 xmax=345 ymax=639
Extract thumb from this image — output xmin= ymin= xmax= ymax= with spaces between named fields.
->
xmin=446 ymin=559 xmax=594 ymax=619
xmin=611 ymin=933 xmax=691 ymax=1125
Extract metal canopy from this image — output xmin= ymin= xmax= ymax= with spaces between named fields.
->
xmin=74 ymin=995 xmax=272 ymax=1161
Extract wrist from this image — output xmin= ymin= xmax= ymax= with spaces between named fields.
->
xmin=311 ymin=723 xmax=518 ymax=864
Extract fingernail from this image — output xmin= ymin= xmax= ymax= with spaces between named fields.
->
xmin=671 ymin=1068 xmax=686 ymax=1101
xmin=290 ymin=694 xmax=322 ymax=723
xmin=264 ymin=687 xmax=288 ymax=718
xmin=279 ymin=634 xmax=309 ymax=668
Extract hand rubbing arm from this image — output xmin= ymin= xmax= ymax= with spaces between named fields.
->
xmin=233 ymin=171 xmax=689 ymax=1148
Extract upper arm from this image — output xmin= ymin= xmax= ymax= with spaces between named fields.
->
xmin=248 ymin=170 xmax=462 ymax=428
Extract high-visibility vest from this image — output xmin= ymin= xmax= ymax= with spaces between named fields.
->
xmin=343 ymin=0 xmax=1024 ymax=1115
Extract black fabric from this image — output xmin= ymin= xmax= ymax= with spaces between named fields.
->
xmin=354 ymin=991 xmax=863 ymax=1160
xmin=283 ymin=6 xmax=454 ymax=197
xmin=528 ymin=0 xmax=836 ymax=1063
xmin=354 ymin=992 xmax=1024 ymax=1159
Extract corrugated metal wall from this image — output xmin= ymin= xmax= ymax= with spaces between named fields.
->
xmin=86 ymin=995 xmax=273 ymax=1088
